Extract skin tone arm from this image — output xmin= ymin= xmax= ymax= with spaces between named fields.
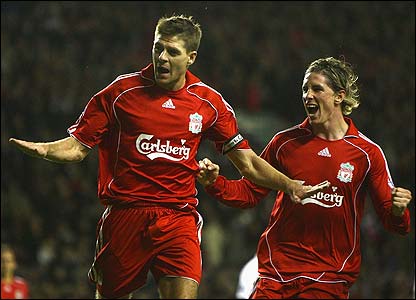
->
xmin=8 ymin=136 xmax=90 ymax=163
xmin=203 ymin=149 xmax=330 ymax=203
xmin=226 ymin=148 xmax=296 ymax=192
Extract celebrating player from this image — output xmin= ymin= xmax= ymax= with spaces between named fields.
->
xmin=198 ymin=57 xmax=412 ymax=299
xmin=1 ymin=245 xmax=29 ymax=299
xmin=8 ymin=15 xmax=325 ymax=299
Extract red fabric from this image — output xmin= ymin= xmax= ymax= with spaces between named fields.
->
xmin=88 ymin=205 xmax=203 ymax=298
xmin=251 ymin=277 xmax=349 ymax=299
xmin=68 ymin=63 xmax=249 ymax=207
xmin=1 ymin=277 xmax=29 ymax=299
xmin=206 ymin=117 xmax=410 ymax=287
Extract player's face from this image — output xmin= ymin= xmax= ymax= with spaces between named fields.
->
xmin=1 ymin=250 xmax=16 ymax=275
xmin=302 ymin=72 xmax=343 ymax=125
xmin=152 ymin=34 xmax=196 ymax=91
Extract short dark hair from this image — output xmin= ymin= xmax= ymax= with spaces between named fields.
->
xmin=155 ymin=14 xmax=202 ymax=53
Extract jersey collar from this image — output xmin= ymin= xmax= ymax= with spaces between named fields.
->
xmin=299 ymin=117 xmax=360 ymax=138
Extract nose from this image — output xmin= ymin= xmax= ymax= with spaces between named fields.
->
xmin=158 ymin=50 xmax=168 ymax=62
xmin=303 ymin=89 xmax=314 ymax=101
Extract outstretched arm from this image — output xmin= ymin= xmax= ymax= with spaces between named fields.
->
xmin=198 ymin=157 xmax=329 ymax=205
xmin=225 ymin=148 xmax=329 ymax=203
xmin=9 ymin=136 xmax=90 ymax=163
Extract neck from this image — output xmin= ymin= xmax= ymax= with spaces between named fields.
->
xmin=2 ymin=274 xmax=14 ymax=283
xmin=155 ymin=71 xmax=187 ymax=92
xmin=312 ymin=116 xmax=349 ymax=141
xmin=171 ymin=77 xmax=186 ymax=91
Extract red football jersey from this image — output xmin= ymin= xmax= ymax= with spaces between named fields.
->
xmin=206 ymin=117 xmax=410 ymax=286
xmin=1 ymin=277 xmax=29 ymax=299
xmin=68 ymin=64 xmax=249 ymax=207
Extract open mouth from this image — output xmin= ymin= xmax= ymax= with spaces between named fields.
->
xmin=306 ymin=103 xmax=319 ymax=115
xmin=157 ymin=66 xmax=170 ymax=75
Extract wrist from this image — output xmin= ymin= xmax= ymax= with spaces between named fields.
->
xmin=205 ymin=175 xmax=224 ymax=190
xmin=285 ymin=179 xmax=298 ymax=194
xmin=204 ymin=177 xmax=218 ymax=187
xmin=40 ymin=143 xmax=50 ymax=160
xmin=391 ymin=206 xmax=405 ymax=217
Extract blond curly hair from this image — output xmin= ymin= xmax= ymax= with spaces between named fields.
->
xmin=306 ymin=57 xmax=360 ymax=115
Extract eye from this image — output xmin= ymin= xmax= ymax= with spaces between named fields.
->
xmin=167 ymin=48 xmax=181 ymax=56
xmin=153 ymin=43 xmax=163 ymax=53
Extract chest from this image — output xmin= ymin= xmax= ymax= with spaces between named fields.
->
xmin=1 ymin=282 xmax=26 ymax=299
xmin=279 ymin=139 xmax=369 ymax=187
xmin=113 ymin=90 xmax=215 ymax=140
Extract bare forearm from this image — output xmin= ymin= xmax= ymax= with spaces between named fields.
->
xmin=227 ymin=149 xmax=294 ymax=194
xmin=9 ymin=136 xmax=89 ymax=163
xmin=203 ymin=152 xmax=328 ymax=204
xmin=239 ymin=154 xmax=294 ymax=193
xmin=42 ymin=137 xmax=89 ymax=162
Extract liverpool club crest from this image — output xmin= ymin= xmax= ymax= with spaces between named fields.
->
xmin=189 ymin=113 xmax=203 ymax=134
xmin=337 ymin=162 xmax=354 ymax=183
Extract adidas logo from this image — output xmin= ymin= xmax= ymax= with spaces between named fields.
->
xmin=162 ymin=99 xmax=175 ymax=109
xmin=318 ymin=147 xmax=331 ymax=157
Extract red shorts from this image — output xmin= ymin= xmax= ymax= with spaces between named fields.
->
xmin=251 ymin=277 xmax=349 ymax=299
xmin=88 ymin=204 xmax=203 ymax=298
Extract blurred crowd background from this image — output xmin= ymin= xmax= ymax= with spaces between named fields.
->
xmin=1 ymin=1 xmax=414 ymax=299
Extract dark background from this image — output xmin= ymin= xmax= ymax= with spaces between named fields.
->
xmin=1 ymin=1 xmax=414 ymax=298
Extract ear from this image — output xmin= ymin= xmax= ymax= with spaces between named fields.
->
xmin=334 ymin=90 xmax=346 ymax=104
xmin=187 ymin=51 xmax=197 ymax=67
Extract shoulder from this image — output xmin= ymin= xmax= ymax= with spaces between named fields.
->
xmin=185 ymin=69 xmax=234 ymax=112
xmin=113 ymin=71 xmax=143 ymax=84
xmin=346 ymin=131 xmax=385 ymax=158
xmin=111 ymin=71 xmax=154 ymax=91
xmin=95 ymin=71 xmax=154 ymax=99
xmin=343 ymin=117 xmax=384 ymax=155
xmin=187 ymin=81 xmax=231 ymax=108
xmin=269 ymin=123 xmax=311 ymax=147
xmin=13 ymin=276 xmax=28 ymax=286
xmin=344 ymin=131 xmax=391 ymax=176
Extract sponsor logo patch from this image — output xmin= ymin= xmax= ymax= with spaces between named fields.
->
xmin=136 ymin=134 xmax=190 ymax=161
xmin=301 ymin=191 xmax=345 ymax=208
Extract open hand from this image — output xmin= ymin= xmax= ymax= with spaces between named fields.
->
xmin=9 ymin=138 xmax=47 ymax=159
